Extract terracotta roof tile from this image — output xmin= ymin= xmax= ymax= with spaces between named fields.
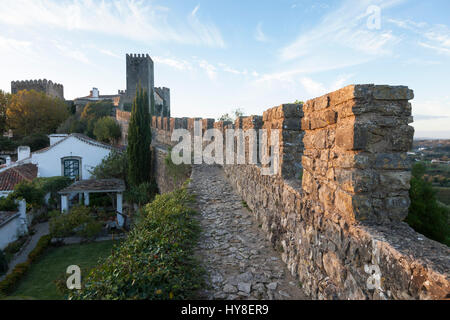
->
xmin=0 ymin=163 xmax=38 ymax=191
xmin=59 ymin=179 xmax=125 ymax=194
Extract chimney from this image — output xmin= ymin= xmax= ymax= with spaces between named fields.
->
xmin=92 ymin=87 xmax=99 ymax=99
xmin=17 ymin=146 xmax=31 ymax=161
xmin=5 ymin=156 xmax=11 ymax=166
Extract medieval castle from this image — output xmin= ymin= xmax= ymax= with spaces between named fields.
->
xmin=11 ymin=79 xmax=64 ymax=101
xmin=11 ymin=53 xmax=170 ymax=117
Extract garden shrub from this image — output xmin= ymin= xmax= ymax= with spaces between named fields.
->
xmin=0 ymin=196 xmax=18 ymax=211
xmin=3 ymin=235 xmax=28 ymax=262
xmin=49 ymin=206 xmax=102 ymax=239
xmin=89 ymin=150 xmax=128 ymax=184
xmin=0 ymin=234 xmax=52 ymax=295
xmin=72 ymin=186 xmax=204 ymax=300
xmin=125 ymin=181 xmax=158 ymax=208
xmin=32 ymin=176 xmax=73 ymax=208
xmin=10 ymin=181 xmax=45 ymax=209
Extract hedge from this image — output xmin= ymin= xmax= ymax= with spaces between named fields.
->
xmin=0 ymin=234 xmax=52 ymax=296
xmin=72 ymin=185 xmax=204 ymax=300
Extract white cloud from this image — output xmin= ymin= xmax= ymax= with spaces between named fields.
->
xmin=0 ymin=0 xmax=225 ymax=48
xmin=300 ymin=77 xmax=327 ymax=96
xmin=53 ymin=41 xmax=91 ymax=64
xmin=280 ymin=0 xmax=403 ymax=61
xmin=255 ymin=22 xmax=268 ymax=42
xmin=199 ymin=60 xmax=217 ymax=80
xmin=99 ymin=49 xmax=121 ymax=59
xmin=153 ymin=56 xmax=193 ymax=71
xmin=0 ymin=35 xmax=32 ymax=53
xmin=388 ymin=19 xmax=450 ymax=56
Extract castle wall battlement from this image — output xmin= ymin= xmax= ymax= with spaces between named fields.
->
xmin=117 ymin=84 xmax=449 ymax=299
xmin=11 ymin=79 xmax=64 ymax=100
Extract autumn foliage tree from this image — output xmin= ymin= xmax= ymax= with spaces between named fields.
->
xmin=6 ymin=90 xmax=69 ymax=137
xmin=0 ymin=90 xmax=10 ymax=134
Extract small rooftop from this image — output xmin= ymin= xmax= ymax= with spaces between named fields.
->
xmin=0 ymin=163 xmax=38 ymax=191
xmin=58 ymin=179 xmax=126 ymax=194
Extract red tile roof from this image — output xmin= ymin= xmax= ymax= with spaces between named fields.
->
xmin=0 ymin=163 xmax=38 ymax=191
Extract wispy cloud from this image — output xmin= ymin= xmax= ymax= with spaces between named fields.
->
xmin=198 ymin=60 xmax=217 ymax=80
xmin=0 ymin=0 xmax=225 ymax=48
xmin=0 ymin=35 xmax=32 ymax=53
xmin=280 ymin=0 xmax=403 ymax=61
xmin=53 ymin=41 xmax=90 ymax=64
xmin=388 ymin=19 xmax=450 ymax=56
xmin=153 ymin=56 xmax=193 ymax=71
xmin=99 ymin=49 xmax=121 ymax=59
xmin=255 ymin=22 xmax=269 ymax=42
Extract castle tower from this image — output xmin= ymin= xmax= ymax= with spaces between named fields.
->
xmin=126 ymin=53 xmax=154 ymax=111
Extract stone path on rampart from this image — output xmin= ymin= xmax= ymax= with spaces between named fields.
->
xmin=191 ymin=165 xmax=307 ymax=300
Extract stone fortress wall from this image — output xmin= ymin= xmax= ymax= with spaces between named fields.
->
xmin=117 ymin=84 xmax=450 ymax=299
xmin=11 ymin=79 xmax=64 ymax=100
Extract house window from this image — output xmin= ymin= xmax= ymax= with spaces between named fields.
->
xmin=62 ymin=157 xmax=81 ymax=180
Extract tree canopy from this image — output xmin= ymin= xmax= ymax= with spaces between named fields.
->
xmin=93 ymin=116 xmax=121 ymax=145
xmin=127 ymin=87 xmax=152 ymax=186
xmin=6 ymin=90 xmax=69 ymax=137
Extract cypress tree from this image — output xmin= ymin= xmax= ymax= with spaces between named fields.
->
xmin=127 ymin=86 xmax=152 ymax=186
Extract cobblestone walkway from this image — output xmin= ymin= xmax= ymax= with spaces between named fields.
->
xmin=191 ymin=165 xmax=307 ymax=300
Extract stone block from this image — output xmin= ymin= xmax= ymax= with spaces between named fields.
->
xmin=373 ymin=85 xmax=414 ymax=100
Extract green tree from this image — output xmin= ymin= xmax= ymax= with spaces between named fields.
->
xmin=127 ymin=87 xmax=152 ymax=186
xmin=93 ymin=117 xmax=122 ymax=145
xmin=218 ymin=108 xmax=244 ymax=122
xmin=90 ymin=150 xmax=128 ymax=184
xmin=6 ymin=90 xmax=69 ymax=137
xmin=0 ymin=90 xmax=10 ymax=134
xmin=81 ymin=101 xmax=115 ymax=137
xmin=406 ymin=162 xmax=450 ymax=246
xmin=18 ymin=133 xmax=49 ymax=152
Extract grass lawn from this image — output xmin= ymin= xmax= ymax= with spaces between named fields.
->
xmin=7 ymin=240 xmax=120 ymax=300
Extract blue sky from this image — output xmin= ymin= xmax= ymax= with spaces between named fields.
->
xmin=0 ymin=0 xmax=449 ymax=138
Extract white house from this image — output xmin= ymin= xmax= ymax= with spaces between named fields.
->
xmin=0 ymin=133 xmax=118 ymax=181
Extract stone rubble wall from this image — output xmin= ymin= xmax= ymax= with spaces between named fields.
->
xmin=117 ymin=84 xmax=450 ymax=299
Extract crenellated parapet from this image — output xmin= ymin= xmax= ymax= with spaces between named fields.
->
xmin=11 ymin=79 xmax=64 ymax=100
xmin=116 ymin=84 xmax=449 ymax=299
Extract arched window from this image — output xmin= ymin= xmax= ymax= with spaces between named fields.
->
xmin=61 ymin=157 xmax=82 ymax=180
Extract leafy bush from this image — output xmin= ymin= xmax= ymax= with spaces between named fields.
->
xmin=32 ymin=176 xmax=73 ymax=208
xmin=125 ymin=181 xmax=158 ymax=207
xmin=0 ymin=250 xmax=8 ymax=276
xmin=0 ymin=196 xmax=18 ymax=211
xmin=406 ymin=162 xmax=450 ymax=246
xmin=3 ymin=235 xmax=28 ymax=262
xmin=10 ymin=181 xmax=45 ymax=209
xmin=89 ymin=150 xmax=127 ymax=183
xmin=0 ymin=234 xmax=52 ymax=295
xmin=49 ymin=206 xmax=102 ymax=239
xmin=93 ymin=117 xmax=121 ymax=145
xmin=72 ymin=186 xmax=204 ymax=300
